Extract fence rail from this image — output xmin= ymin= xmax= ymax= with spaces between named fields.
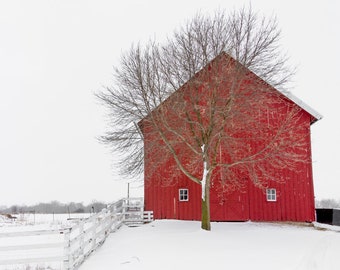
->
xmin=0 ymin=197 xmax=153 ymax=270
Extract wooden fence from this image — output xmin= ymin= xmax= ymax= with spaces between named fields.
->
xmin=0 ymin=197 xmax=153 ymax=270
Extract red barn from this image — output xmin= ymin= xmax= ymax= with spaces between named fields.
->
xmin=140 ymin=52 xmax=321 ymax=222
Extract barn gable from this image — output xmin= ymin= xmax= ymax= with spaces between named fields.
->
xmin=139 ymin=52 xmax=321 ymax=127
xmin=281 ymin=91 xmax=322 ymax=124
xmin=141 ymin=52 xmax=321 ymax=222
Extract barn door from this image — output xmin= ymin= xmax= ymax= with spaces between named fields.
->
xmin=210 ymin=187 xmax=249 ymax=221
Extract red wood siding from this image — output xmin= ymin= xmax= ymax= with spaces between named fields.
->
xmin=144 ymin=109 xmax=315 ymax=222
xmin=142 ymin=54 xmax=316 ymax=222
xmin=145 ymin=161 xmax=315 ymax=222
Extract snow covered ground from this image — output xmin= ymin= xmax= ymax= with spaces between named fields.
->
xmin=0 ymin=214 xmax=90 ymax=270
xmin=1 ymin=216 xmax=340 ymax=270
xmin=80 ymin=220 xmax=340 ymax=270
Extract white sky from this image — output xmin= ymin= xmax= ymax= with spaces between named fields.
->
xmin=0 ymin=0 xmax=339 ymax=206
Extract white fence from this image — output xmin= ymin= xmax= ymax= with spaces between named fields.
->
xmin=0 ymin=197 xmax=153 ymax=270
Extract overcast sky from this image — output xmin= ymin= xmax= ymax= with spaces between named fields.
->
xmin=0 ymin=0 xmax=339 ymax=206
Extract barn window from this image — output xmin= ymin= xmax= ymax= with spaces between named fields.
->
xmin=179 ymin=189 xmax=189 ymax=201
xmin=266 ymin=189 xmax=277 ymax=201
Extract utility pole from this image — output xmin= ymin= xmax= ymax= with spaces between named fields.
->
xmin=127 ymin=183 xmax=130 ymax=199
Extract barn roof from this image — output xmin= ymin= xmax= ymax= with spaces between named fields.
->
xmin=219 ymin=52 xmax=323 ymax=124
xmin=139 ymin=52 xmax=322 ymax=126
xmin=280 ymin=91 xmax=322 ymax=124
xmin=219 ymin=52 xmax=323 ymax=125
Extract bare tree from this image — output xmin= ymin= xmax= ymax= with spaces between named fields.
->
xmin=97 ymin=7 xmax=304 ymax=230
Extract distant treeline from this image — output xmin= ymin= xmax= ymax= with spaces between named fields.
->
xmin=1 ymin=198 xmax=337 ymax=214
xmin=0 ymin=200 xmax=107 ymax=214
xmin=315 ymin=199 xmax=340 ymax=209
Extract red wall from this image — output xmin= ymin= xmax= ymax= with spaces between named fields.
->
xmin=145 ymin=144 xmax=315 ymax=222
xmin=143 ymin=55 xmax=316 ymax=222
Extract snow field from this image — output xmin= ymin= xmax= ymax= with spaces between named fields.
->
xmin=1 ymin=216 xmax=340 ymax=270
xmin=80 ymin=220 xmax=340 ymax=270
xmin=0 ymin=214 xmax=90 ymax=270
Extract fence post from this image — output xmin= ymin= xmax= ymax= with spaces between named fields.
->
xmin=146 ymin=211 xmax=150 ymax=222
xmin=140 ymin=198 xmax=144 ymax=222
xmin=63 ymin=228 xmax=72 ymax=270
xmin=112 ymin=204 xmax=116 ymax=231
xmin=91 ymin=216 xmax=97 ymax=251
xmin=122 ymin=199 xmax=127 ymax=223
xmin=79 ymin=222 xmax=84 ymax=260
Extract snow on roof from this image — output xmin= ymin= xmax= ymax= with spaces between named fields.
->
xmin=139 ymin=52 xmax=323 ymax=126
xmin=281 ymin=91 xmax=323 ymax=124
xmin=220 ymin=52 xmax=323 ymax=124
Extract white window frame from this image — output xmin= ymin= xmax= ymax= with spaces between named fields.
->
xmin=266 ymin=188 xmax=277 ymax=202
xmin=179 ymin=189 xmax=189 ymax=202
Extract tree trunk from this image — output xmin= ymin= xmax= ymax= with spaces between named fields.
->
xmin=201 ymin=179 xmax=211 ymax=231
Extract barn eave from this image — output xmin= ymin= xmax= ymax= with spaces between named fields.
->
xmin=281 ymin=91 xmax=323 ymax=124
